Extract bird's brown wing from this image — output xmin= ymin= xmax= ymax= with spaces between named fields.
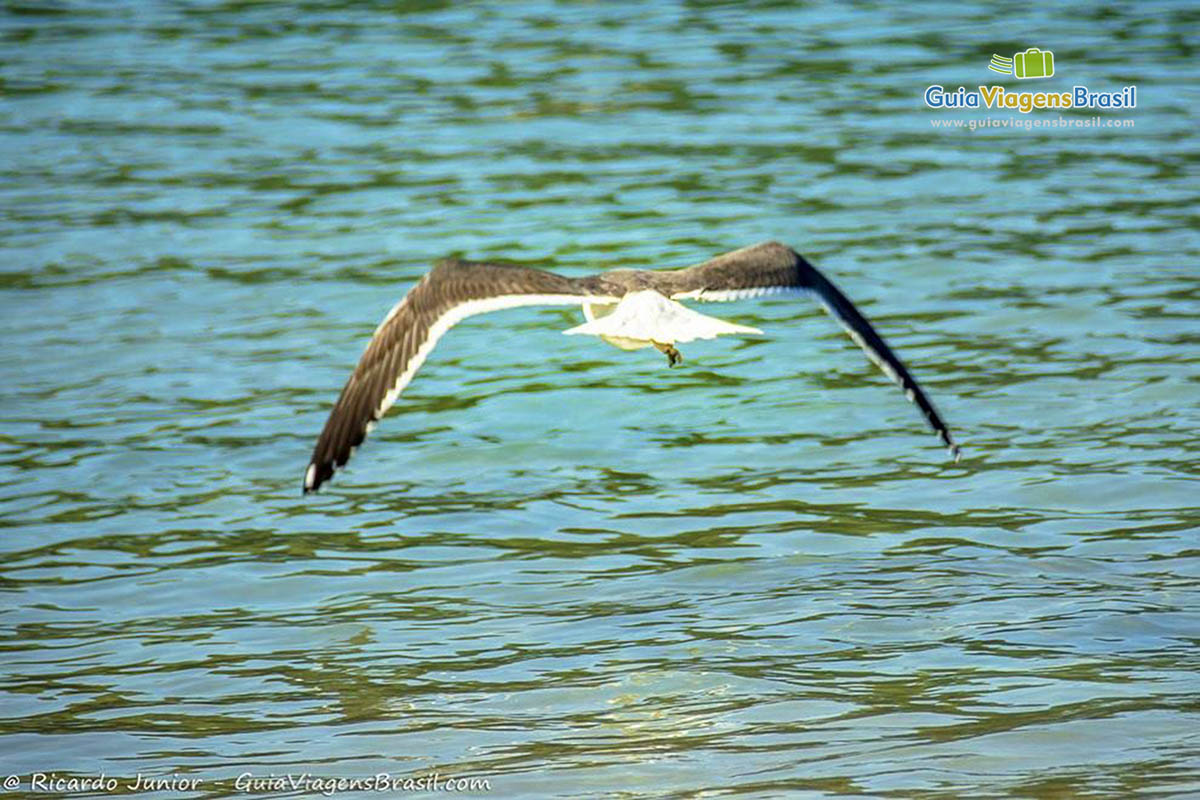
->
xmin=304 ymin=259 xmax=619 ymax=493
xmin=660 ymin=241 xmax=961 ymax=460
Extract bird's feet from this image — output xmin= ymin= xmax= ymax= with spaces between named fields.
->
xmin=652 ymin=341 xmax=683 ymax=368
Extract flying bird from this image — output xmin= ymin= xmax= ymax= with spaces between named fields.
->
xmin=303 ymin=241 xmax=960 ymax=493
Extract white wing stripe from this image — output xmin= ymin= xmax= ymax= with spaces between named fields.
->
xmin=672 ymin=286 xmax=805 ymax=302
xmin=371 ymin=293 xmax=618 ymax=421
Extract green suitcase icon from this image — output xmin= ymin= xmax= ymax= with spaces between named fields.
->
xmin=1013 ymin=47 xmax=1054 ymax=79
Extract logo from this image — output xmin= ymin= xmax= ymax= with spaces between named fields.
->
xmin=923 ymin=47 xmax=1136 ymax=115
xmin=989 ymin=48 xmax=1055 ymax=79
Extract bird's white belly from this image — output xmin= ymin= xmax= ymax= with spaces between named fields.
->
xmin=564 ymin=289 xmax=761 ymax=347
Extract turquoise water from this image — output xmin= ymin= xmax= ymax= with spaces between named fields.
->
xmin=2 ymin=2 xmax=1198 ymax=797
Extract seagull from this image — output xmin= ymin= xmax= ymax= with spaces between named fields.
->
xmin=303 ymin=241 xmax=960 ymax=493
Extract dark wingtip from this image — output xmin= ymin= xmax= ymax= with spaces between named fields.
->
xmin=302 ymin=461 xmax=332 ymax=495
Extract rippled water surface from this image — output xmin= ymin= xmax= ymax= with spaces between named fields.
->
xmin=2 ymin=2 xmax=1198 ymax=797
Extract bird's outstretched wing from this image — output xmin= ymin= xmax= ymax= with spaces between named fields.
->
xmin=663 ymin=241 xmax=961 ymax=460
xmin=304 ymin=259 xmax=618 ymax=493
